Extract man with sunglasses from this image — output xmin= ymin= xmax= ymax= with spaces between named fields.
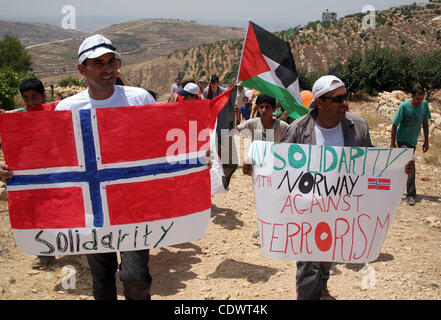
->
xmin=243 ymin=75 xmax=414 ymax=300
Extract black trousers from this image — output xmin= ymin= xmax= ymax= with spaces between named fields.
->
xmin=397 ymin=141 xmax=416 ymax=197
xmin=296 ymin=261 xmax=332 ymax=300
xmin=86 ymin=249 xmax=152 ymax=300
xmin=217 ymin=133 xmax=238 ymax=190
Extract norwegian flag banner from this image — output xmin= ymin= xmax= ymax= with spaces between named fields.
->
xmin=368 ymin=178 xmax=391 ymax=190
xmin=0 ymin=101 xmax=213 ymax=255
xmin=248 ymin=142 xmax=413 ymax=263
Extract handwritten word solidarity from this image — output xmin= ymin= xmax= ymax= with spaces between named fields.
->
xmin=34 ymin=223 xmax=174 ymax=255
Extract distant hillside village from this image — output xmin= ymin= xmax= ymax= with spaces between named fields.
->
xmin=0 ymin=1 xmax=441 ymax=103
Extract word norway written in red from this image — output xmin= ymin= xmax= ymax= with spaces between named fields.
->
xmin=0 ymin=101 xmax=213 ymax=255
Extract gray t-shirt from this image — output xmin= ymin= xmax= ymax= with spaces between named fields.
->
xmin=237 ymin=118 xmax=289 ymax=142
xmin=203 ymin=86 xmax=226 ymax=100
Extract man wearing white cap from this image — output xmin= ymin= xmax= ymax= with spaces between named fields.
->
xmin=177 ymin=82 xmax=201 ymax=101
xmin=56 ymin=34 xmax=156 ymax=300
xmin=243 ymin=75 xmax=415 ymax=300
xmin=56 ymin=34 xmax=156 ymax=111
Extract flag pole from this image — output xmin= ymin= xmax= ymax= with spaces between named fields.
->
xmin=236 ymin=19 xmax=251 ymax=86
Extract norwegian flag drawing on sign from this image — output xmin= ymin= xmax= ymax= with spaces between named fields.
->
xmin=0 ymin=101 xmax=212 ymax=255
xmin=368 ymin=178 xmax=391 ymax=190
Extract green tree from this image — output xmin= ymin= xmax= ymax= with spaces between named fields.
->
xmin=0 ymin=69 xmax=36 ymax=110
xmin=0 ymin=35 xmax=34 ymax=109
xmin=0 ymin=35 xmax=32 ymax=73
xmin=362 ymin=46 xmax=414 ymax=94
xmin=414 ymin=49 xmax=441 ymax=99
xmin=338 ymin=47 xmax=415 ymax=95
xmin=337 ymin=50 xmax=364 ymax=94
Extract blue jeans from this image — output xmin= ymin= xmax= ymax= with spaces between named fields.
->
xmin=296 ymin=261 xmax=332 ymax=300
xmin=397 ymin=141 xmax=416 ymax=197
xmin=86 ymin=249 xmax=152 ymax=300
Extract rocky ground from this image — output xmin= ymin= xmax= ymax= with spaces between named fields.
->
xmin=0 ymin=97 xmax=440 ymax=301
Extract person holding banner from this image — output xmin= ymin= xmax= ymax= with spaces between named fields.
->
xmin=243 ymin=75 xmax=415 ymax=300
xmin=59 ymin=34 xmax=157 ymax=300
xmin=1 ymin=34 xmax=157 ymax=300
xmin=0 ymin=78 xmax=56 ymax=270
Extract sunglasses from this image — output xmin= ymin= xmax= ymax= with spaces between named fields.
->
xmin=320 ymin=93 xmax=348 ymax=103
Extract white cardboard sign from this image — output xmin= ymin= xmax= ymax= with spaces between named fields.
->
xmin=248 ymin=141 xmax=412 ymax=263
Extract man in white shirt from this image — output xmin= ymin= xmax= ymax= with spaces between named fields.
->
xmin=2 ymin=35 xmax=156 ymax=300
xmin=55 ymin=34 xmax=156 ymax=300
xmin=56 ymin=35 xmax=155 ymax=111
xmin=170 ymin=77 xmax=182 ymax=95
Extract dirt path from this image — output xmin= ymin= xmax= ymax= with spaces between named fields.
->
xmin=0 ymin=104 xmax=440 ymax=300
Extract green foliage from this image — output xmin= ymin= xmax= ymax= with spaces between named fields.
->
xmin=58 ymin=77 xmax=87 ymax=88
xmin=413 ymin=49 xmax=441 ymax=98
xmin=337 ymin=50 xmax=365 ymax=94
xmin=297 ymin=67 xmax=327 ymax=91
xmin=0 ymin=69 xmax=36 ymax=110
xmin=0 ymin=35 xmax=32 ymax=73
xmin=0 ymin=35 xmax=34 ymax=110
xmin=321 ymin=21 xmax=331 ymax=29
xmin=176 ymin=71 xmax=185 ymax=80
xmin=362 ymin=47 xmax=414 ymax=94
xmin=196 ymin=51 xmax=204 ymax=64
xmin=331 ymin=46 xmax=441 ymax=97
xmin=307 ymin=21 xmax=319 ymax=32
xmin=376 ymin=15 xmax=388 ymax=25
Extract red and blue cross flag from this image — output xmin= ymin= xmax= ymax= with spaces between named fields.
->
xmin=368 ymin=178 xmax=391 ymax=190
xmin=0 ymin=101 xmax=213 ymax=255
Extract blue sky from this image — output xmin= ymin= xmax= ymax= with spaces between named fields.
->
xmin=0 ymin=0 xmax=429 ymax=32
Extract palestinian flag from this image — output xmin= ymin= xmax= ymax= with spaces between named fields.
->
xmin=237 ymin=21 xmax=308 ymax=119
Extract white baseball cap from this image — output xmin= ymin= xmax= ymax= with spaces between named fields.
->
xmin=310 ymin=75 xmax=345 ymax=108
xmin=178 ymin=83 xmax=200 ymax=96
xmin=78 ymin=34 xmax=119 ymax=64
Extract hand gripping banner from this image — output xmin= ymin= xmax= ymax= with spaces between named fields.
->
xmin=0 ymin=101 xmax=212 ymax=255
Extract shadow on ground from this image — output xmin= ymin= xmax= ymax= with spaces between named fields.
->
xmin=207 ymin=258 xmax=278 ymax=284
xmin=211 ymin=204 xmax=244 ymax=230
xmin=149 ymin=242 xmax=202 ymax=296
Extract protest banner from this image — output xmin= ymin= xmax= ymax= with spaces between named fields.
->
xmin=0 ymin=101 xmax=212 ymax=256
xmin=248 ymin=141 xmax=413 ymax=263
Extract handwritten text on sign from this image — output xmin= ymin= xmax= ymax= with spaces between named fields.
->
xmin=249 ymin=142 xmax=412 ymax=263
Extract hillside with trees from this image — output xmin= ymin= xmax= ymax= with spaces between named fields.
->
xmin=120 ymin=1 xmax=441 ymax=98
